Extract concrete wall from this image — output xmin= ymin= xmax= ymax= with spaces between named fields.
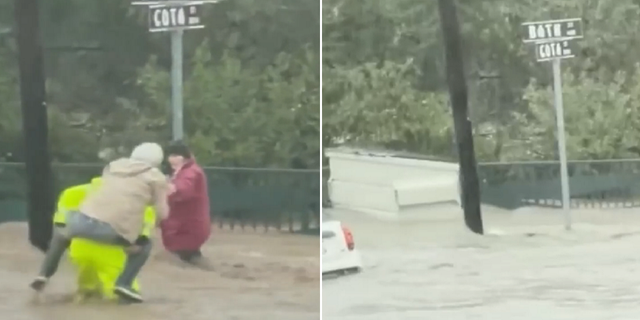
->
xmin=326 ymin=149 xmax=461 ymax=220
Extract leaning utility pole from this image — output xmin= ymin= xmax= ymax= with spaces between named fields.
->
xmin=15 ymin=0 xmax=55 ymax=251
xmin=437 ymin=0 xmax=483 ymax=234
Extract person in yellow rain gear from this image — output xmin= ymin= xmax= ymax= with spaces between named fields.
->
xmin=32 ymin=143 xmax=170 ymax=303
xmin=54 ymin=177 xmax=157 ymax=302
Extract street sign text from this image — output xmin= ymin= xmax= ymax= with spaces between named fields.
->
xmin=535 ymin=40 xmax=574 ymax=62
xmin=522 ymin=18 xmax=583 ymax=43
xmin=149 ymin=4 xmax=203 ymax=32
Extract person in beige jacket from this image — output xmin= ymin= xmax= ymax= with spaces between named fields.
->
xmin=30 ymin=142 xmax=170 ymax=303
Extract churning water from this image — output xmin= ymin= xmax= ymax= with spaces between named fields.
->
xmin=0 ymin=224 xmax=320 ymax=320
xmin=323 ymin=206 xmax=640 ymax=320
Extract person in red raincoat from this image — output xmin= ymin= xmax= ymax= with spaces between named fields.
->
xmin=161 ymin=141 xmax=212 ymax=269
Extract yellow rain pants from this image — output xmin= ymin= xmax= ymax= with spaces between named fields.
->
xmin=55 ymin=178 xmax=156 ymax=301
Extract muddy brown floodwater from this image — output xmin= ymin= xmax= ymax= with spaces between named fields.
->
xmin=323 ymin=206 xmax=640 ymax=320
xmin=0 ymin=223 xmax=320 ymax=320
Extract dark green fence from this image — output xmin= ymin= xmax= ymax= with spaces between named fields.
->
xmin=0 ymin=163 xmax=320 ymax=233
xmin=322 ymin=159 xmax=640 ymax=211
xmin=322 ymin=166 xmax=331 ymax=208
xmin=478 ymin=159 xmax=640 ymax=210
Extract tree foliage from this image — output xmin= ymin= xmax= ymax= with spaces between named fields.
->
xmin=0 ymin=0 xmax=319 ymax=168
xmin=323 ymin=0 xmax=640 ymax=161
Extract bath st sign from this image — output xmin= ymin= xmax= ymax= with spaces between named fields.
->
xmin=520 ymin=17 xmax=585 ymax=231
xmin=535 ymin=39 xmax=574 ymax=62
xmin=148 ymin=3 xmax=204 ymax=32
xmin=522 ymin=18 xmax=583 ymax=43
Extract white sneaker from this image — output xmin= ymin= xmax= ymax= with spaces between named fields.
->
xmin=29 ymin=276 xmax=48 ymax=292
xmin=114 ymin=286 xmax=144 ymax=303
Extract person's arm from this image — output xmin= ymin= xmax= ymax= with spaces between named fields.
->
xmin=134 ymin=235 xmax=150 ymax=246
xmin=169 ymin=168 xmax=199 ymax=202
xmin=53 ymin=191 xmax=68 ymax=227
xmin=129 ymin=207 xmax=155 ymax=250
xmin=152 ymin=180 xmax=170 ymax=221
xmin=140 ymin=206 xmax=156 ymax=235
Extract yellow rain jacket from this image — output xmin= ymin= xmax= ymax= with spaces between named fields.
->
xmin=56 ymin=178 xmax=156 ymax=301
xmin=53 ymin=183 xmax=90 ymax=226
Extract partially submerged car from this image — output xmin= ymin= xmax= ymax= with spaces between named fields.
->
xmin=322 ymin=213 xmax=362 ymax=277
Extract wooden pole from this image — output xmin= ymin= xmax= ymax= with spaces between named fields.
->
xmin=437 ymin=0 xmax=483 ymax=234
xmin=15 ymin=0 xmax=55 ymax=251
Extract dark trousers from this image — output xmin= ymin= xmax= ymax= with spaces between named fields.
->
xmin=39 ymin=211 xmax=151 ymax=289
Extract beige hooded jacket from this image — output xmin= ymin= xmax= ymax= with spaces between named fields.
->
xmin=79 ymin=158 xmax=170 ymax=243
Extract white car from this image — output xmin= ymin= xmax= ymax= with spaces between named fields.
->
xmin=322 ymin=214 xmax=362 ymax=277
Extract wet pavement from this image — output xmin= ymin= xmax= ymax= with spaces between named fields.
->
xmin=0 ymin=223 xmax=320 ymax=320
xmin=322 ymin=206 xmax=640 ymax=320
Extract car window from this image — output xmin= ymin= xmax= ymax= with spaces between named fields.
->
xmin=322 ymin=230 xmax=336 ymax=238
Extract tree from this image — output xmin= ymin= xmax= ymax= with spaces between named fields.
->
xmin=138 ymin=42 xmax=320 ymax=168
xmin=323 ymin=0 xmax=640 ymax=162
xmin=323 ymin=60 xmax=452 ymax=156
xmin=0 ymin=0 xmax=320 ymax=168
xmin=515 ymin=69 xmax=640 ymax=161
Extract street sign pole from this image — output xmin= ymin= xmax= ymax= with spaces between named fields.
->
xmin=552 ymin=58 xmax=571 ymax=230
xmin=171 ymin=30 xmax=184 ymax=140
xmin=133 ymin=0 xmax=217 ymax=141
xmin=523 ymin=18 xmax=583 ymax=230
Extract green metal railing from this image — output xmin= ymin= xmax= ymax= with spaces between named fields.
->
xmin=322 ymin=159 xmax=640 ymax=210
xmin=322 ymin=166 xmax=331 ymax=208
xmin=0 ymin=163 xmax=320 ymax=233
xmin=479 ymin=159 xmax=640 ymax=209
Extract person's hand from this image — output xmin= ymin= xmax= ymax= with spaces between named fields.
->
xmin=125 ymin=245 xmax=141 ymax=254
xmin=171 ymin=164 xmax=183 ymax=176
xmin=167 ymin=183 xmax=177 ymax=195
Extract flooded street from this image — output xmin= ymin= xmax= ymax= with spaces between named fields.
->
xmin=0 ymin=223 xmax=320 ymax=320
xmin=323 ymin=206 xmax=640 ymax=320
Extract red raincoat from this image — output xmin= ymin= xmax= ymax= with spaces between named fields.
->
xmin=160 ymin=159 xmax=211 ymax=252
